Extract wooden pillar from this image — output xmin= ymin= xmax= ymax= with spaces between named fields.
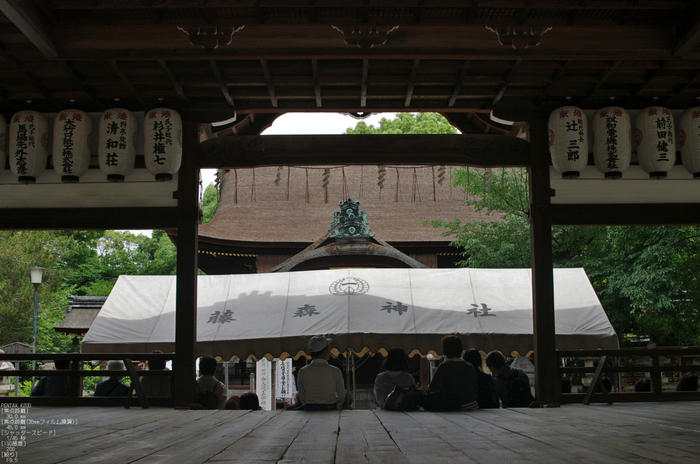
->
xmin=528 ymin=117 xmax=558 ymax=404
xmin=173 ymin=121 xmax=200 ymax=408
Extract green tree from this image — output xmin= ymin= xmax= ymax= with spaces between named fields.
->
xmin=0 ymin=231 xmax=74 ymax=351
xmin=425 ymin=166 xmax=700 ymax=346
xmin=0 ymin=227 xmax=180 ymax=350
xmin=345 ymin=112 xmax=459 ymax=135
xmin=201 ymin=183 xmax=219 ymax=224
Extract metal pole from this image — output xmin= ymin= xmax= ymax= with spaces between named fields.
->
xmin=32 ymin=283 xmax=38 ymax=389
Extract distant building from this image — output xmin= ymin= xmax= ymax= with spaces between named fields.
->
xmin=175 ymin=165 xmax=494 ymax=274
xmin=54 ymin=296 xmax=107 ymax=338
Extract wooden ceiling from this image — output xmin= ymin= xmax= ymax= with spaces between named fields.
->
xmin=1 ymin=1 xmax=700 ymax=125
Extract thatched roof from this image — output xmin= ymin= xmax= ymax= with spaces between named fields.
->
xmin=198 ymin=166 xmax=490 ymax=246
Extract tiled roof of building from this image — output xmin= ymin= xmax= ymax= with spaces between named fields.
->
xmin=199 ymin=166 xmax=491 ymax=245
xmin=54 ymin=296 xmax=107 ymax=335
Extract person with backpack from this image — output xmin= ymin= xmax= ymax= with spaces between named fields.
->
xmin=485 ymin=351 xmax=535 ymax=408
xmin=196 ymin=355 xmax=227 ymax=409
xmin=415 ymin=335 xmax=478 ymax=411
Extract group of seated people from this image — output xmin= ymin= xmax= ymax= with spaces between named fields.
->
xmin=635 ymin=372 xmax=699 ymax=392
xmin=30 ymin=354 xmax=262 ymax=410
xmin=289 ymin=334 xmax=534 ymax=412
xmin=29 ymin=342 xmax=699 ymax=408
xmin=372 ymin=335 xmax=534 ymax=411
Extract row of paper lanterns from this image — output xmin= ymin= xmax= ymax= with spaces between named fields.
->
xmin=549 ymin=106 xmax=700 ymax=179
xmin=0 ymin=108 xmax=183 ymax=183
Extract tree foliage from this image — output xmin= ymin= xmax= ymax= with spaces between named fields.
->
xmin=345 ymin=112 xmax=700 ymax=346
xmin=345 ymin=112 xmax=459 ymax=135
xmin=0 ymin=178 xmax=223 ymax=351
xmin=426 ymin=166 xmax=700 ymax=346
xmin=0 ymin=228 xmax=179 ymax=351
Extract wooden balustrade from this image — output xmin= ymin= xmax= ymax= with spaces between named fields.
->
xmin=556 ymin=348 xmax=700 ymax=404
xmin=0 ymin=352 xmax=175 ymax=408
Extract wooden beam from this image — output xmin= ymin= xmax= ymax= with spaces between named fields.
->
xmin=108 ymin=60 xmax=148 ymax=109
xmin=0 ymin=0 xmax=58 ymax=59
xmin=0 ymin=207 xmax=179 ymax=230
xmin=549 ymin=203 xmax=700 ymax=226
xmin=405 ymin=58 xmax=420 ymax=107
xmin=260 ymin=59 xmax=278 ymax=108
xmin=158 ymin=60 xmax=190 ymax=104
xmin=587 ymin=60 xmax=622 ymax=98
xmin=174 ymin=121 xmax=200 ymax=409
xmin=492 ymin=59 xmax=521 ymax=107
xmin=197 ymin=134 xmax=530 ymax=169
xmin=674 ymin=16 xmax=700 ymax=57
xmin=448 ymin=59 xmax=471 ymax=107
xmin=528 ymin=117 xmax=558 ymax=405
xmin=361 ymin=58 xmax=368 ymax=108
xmin=312 ymin=58 xmax=322 ymax=107
xmin=208 ymin=59 xmax=235 ymax=108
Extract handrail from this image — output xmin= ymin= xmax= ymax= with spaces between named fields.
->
xmin=0 ymin=352 xmax=175 ymax=408
xmin=556 ymin=348 xmax=700 ymax=404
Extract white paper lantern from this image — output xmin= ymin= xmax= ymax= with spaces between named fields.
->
xmin=591 ymin=107 xmax=632 ymax=179
xmin=98 ymin=108 xmax=138 ymax=182
xmin=548 ymin=106 xmax=589 ymax=179
xmin=9 ymin=110 xmax=49 ymax=184
xmin=677 ymin=107 xmax=700 ymax=178
xmin=0 ymin=115 xmax=7 ymax=175
xmin=52 ymin=109 xmax=93 ymax=183
xmin=635 ymin=106 xmax=676 ymax=179
xmin=144 ymin=108 xmax=182 ymax=181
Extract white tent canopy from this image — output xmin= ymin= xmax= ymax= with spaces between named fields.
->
xmin=81 ymin=268 xmax=618 ymax=359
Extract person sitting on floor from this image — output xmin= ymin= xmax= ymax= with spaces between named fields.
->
xmin=463 ymin=348 xmax=499 ymax=409
xmin=416 ymin=335 xmax=478 ymax=411
xmin=239 ymin=392 xmax=261 ymax=410
xmin=31 ymin=359 xmax=71 ymax=397
xmin=196 ymin=355 xmax=227 ymax=409
xmin=139 ymin=351 xmax=171 ymax=398
xmin=373 ymin=347 xmax=416 ymax=409
xmin=676 ymin=373 xmax=698 ymax=391
xmin=94 ymin=360 xmax=130 ymax=397
xmin=485 ymin=350 xmax=534 ymax=408
xmin=635 ymin=378 xmax=651 ymax=392
xmin=297 ymin=335 xmax=345 ymax=411
xmin=224 ymin=395 xmax=240 ymax=410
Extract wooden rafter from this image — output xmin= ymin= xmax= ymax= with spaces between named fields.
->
xmin=260 ymin=59 xmax=278 ymax=108
xmin=0 ymin=0 xmax=58 ymax=59
xmin=405 ymin=59 xmax=420 ymax=107
xmin=108 ymin=60 xmax=148 ymax=109
xmin=361 ymin=59 xmax=369 ymax=108
xmin=312 ymin=58 xmax=322 ymax=108
xmin=208 ymin=59 xmax=235 ymax=108
xmin=158 ymin=60 xmax=190 ymax=104
xmin=586 ymin=60 xmax=622 ymax=99
xmin=492 ymin=59 xmax=522 ymax=107
xmin=448 ymin=60 xmax=472 ymax=108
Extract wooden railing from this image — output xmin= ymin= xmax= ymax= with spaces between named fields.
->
xmin=0 ymin=352 xmax=174 ymax=408
xmin=556 ymin=348 xmax=700 ymax=404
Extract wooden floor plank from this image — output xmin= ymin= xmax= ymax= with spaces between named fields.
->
xmin=279 ymin=411 xmax=341 ymax=463
xmin=100 ymin=411 xmax=276 ymax=464
xmin=469 ymin=408 xmax=655 ymax=463
xmin=373 ymin=409 xmax=477 ymax=464
xmin=335 ymin=410 xmax=410 ymax=464
xmin=208 ymin=411 xmax=313 ymax=463
xmin=30 ymin=409 xmax=228 ymax=463
xmin=17 ymin=403 xmax=700 ymax=464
